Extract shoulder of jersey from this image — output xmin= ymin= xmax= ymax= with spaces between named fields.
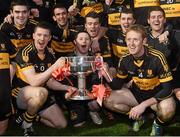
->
xmin=29 ymin=19 xmax=38 ymax=25
xmin=0 ymin=22 xmax=12 ymax=30
xmin=21 ymin=44 xmax=33 ymax=57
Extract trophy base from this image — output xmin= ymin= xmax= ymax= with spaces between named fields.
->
xmin=70 ymin=95 xmax=92 ymax=100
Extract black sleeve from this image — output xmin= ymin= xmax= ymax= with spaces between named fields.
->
xmin=164 ymin=22 xmax=173 ymax=33
xmin=154 ymin=81 xmax=173 ymax=101
xmin=108 ymin=77 xmax=124 ymax=90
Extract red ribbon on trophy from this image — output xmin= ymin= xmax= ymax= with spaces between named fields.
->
xmin=89 ymin=84 xmax=111 ymax=106
xmin=52 ymin=63 xmax=71 ymax=81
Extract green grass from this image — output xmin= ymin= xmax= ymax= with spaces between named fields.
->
xmin=5 ymin=113 xmax=180 ymax=136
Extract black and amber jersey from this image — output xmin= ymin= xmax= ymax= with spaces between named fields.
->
xmin=104 ymin=0 xmax=131 ymax=27
xmin=116 ymin=47 xmax=173 ymax=100
xmin=160 ymin=0 xmax=180 ymax=18
xmin=131 ymin=0 xmax=159 ymax=26
xmin=0 ymin=19 xmax=38 ymax=51
xmin=51 ymin=25 xmax=78 ymax=59
xmin=12 ymin=43 xmax=56 ymax=97
xmin=147 ymin=29 xmax=179 ymax=70
xmin=0 ymin=31 xmax=16 ymax=107
xmin=76 ymin=0 xmax=104 ymax=17
xmin=95 ymin=36 xmax=113 ymax=67
xmin=107 ymin=27 xmax=128 ymax=67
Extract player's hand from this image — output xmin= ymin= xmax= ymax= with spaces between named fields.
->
xmin=53 ymin=57 xmax=66 ymax=70
xmin=91 ymin=38 xmax=100 ymax=53
xmin=30 ymin=8 xmax=39 ymax=18
xmin=105 ymin=0 xmax=113 ymax=5
xmin=99 ymin=63 xmax=113 ymax=82
xmin=65 ymin=86 xmax=78 ymax=100
xmin=158 ymin=31 xmax=169 ymax=44
xmin=68 ymin=4 xmax=79 ymax=17
xmin=129 ymin=104 xmax=146 ymax=120
xmin=4 ymin=14 xmax=13 ymax=24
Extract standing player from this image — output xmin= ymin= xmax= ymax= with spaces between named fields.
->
xmin=0 ymin=31 xmax=16 ymax=135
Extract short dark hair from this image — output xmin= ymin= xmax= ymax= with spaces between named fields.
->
xmin=10 ymin=0 xmax=30 ymax=11
xmin=147 ymin=6 xmax=166 ymax=19
xmin=34 ymin=22 xmax=52 ymax=35
xmin=52 ymin=3 xmax=68 ymax=16
xmin=74 ymin=30 xmax=91 ymax=41
xmin=126 ymin=24 xmax=147 ymax=39
xmin=121 ymin=7 xmax=135 ymax=19
xmin=85 ymin=12 xmax=101 ymax=23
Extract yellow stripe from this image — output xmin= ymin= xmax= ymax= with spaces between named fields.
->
xmin=11 ymin=39 xmax=33 ymax=49
xmin=117 ymin=73 xmax=128 ymax=79
xmin=0 ymin=53 xmax=10 ymax=69
xmin=159 ymin=75 xmax=173 ymax=83
xmin=29 ymin=19 xmax=38 ymax=25
xmin=80 ymin=3 xmax=103 ymax=17
xmin=149 ymin=48 xmax=169 ymax=72
xmin=112 ymin=44 xmax=129 ymax=58
xmin=133 ymin=76 xmax=160 ymax=90
xmin=10 ymin=53 xmax=17 ymax=59
xmin=51 ymin=40 xmax=75 ymax=53
xmin=102 ymin=54 xmax=111 ymax=58
xmin=134 ymin=0 xmax=159 ymax=8
xmin=16 ymin=64 xmax=33 ymax=83
xmin=157 ymin=91 xmax=173 ymax=101
xmin=25 ymin=112 xmax=36 ymax=119
xmin=22 ymin=44 xmax=32 ymax=56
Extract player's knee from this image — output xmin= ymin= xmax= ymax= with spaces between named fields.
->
xmin=30 ymin=87 xmax=48 ymax=107
xmin=158 ymin=98 xmax=176 ymax=122
xmin=174 ymin=89 xmax=180 ymax=101
xmin=53 ymin=119 xmax=67 ymax=129
xmin=0 ymin=120 xmax=8 ymax=135
xmin=103 ymin=97 xmax=114 ymax=109
xmin=36 ymin=87 xmax=48 ymax=104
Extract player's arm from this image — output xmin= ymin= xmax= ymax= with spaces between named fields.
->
xmin=105 ymin=57 xmax=127 ymax=90
xmin=22 ymin=58 xmax=66 ymax=86
xmin=46 ymin=77 xmax=77 ymax=91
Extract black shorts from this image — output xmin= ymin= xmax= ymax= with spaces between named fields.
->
xmin=0 ymin=98 xmax=12 ymax=121
xmin=130 ymin=86 xmax=157 ymax=104
xmin=172 ymin=70 xmax=180 ymax=89
xmin=67 ymin=100 xmax=88 ymax=125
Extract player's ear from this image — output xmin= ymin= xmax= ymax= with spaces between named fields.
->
xmin=53 ymin=15 xmax=56 ymax=21
xmin=143 ymin=37 xmax=147 ymax=45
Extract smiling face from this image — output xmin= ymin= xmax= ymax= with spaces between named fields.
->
xmin=85 ymin=17 xmax=100 ymax=38
xmin=74 ymin=32 xmax=91 ymax=55
xmin=148 ymin=10 xmax=166 ymax=33
xmin=33 ymin=27 xmax=51 ymax=53
xmin=125 ymin=30 xmax=145 ymax=57
xmin=11 ymin=5 xmax=30 ymax=28
xmin=53 ymin=7 xmax=68 ymax=28
xmin=120 ymin=13 xmax=135 ymax=33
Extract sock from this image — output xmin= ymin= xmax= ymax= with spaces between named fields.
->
xmin=22 ymin=112 xmax=36 ymax=129
xmin=155 ymin=117 xmax=164 ymax=126
xmin=34 ymin=115 xmax=41 ymax=122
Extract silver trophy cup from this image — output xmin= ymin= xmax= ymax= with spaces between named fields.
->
xmin=67 ymin=56 xmax=96 ymax=100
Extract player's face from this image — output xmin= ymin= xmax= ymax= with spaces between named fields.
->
xmin=11 ymin=5 xmax=30 ymax=27
xmin=85 ymin=17 xmax=100 ymax=38
xmin=74 ymin=32 xmax=91 ymax=55
xmin=33 ymin=27 xmax=51 ymax=52
xmin=120 ymin=13 xmax=135 ymax=33
xmin=148 ymin=11 xmax=166 ymax=32
xmin=53 ymin=8 xmax=68 ymax=27
xmin=126 ymin=30 xmax=145 ymax=57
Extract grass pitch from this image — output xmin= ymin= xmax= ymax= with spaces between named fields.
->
xmin=5 ymin=113 xmax=180 ymax=136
